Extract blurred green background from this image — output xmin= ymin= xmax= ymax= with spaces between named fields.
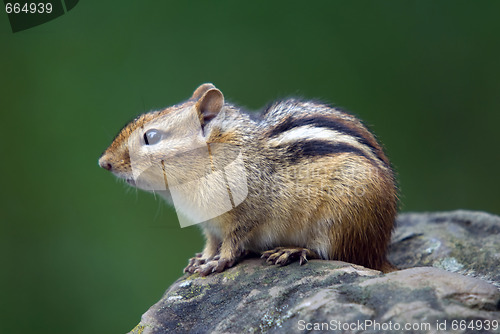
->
xmin=1 ymin=1 xmax=499 ymax=333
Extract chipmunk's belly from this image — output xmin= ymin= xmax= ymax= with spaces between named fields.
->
xmin=245 ymin=218 xmax=332 ymax=260
xmin=247 ymin=221 xmax=312 ymax=251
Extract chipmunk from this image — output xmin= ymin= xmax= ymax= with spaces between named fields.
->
xmin=99 ymin=83 xmax=398 ymax=276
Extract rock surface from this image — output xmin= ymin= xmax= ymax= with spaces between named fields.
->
xmin=390 ymin=210 xmax=500 ymax=287
xmin=130 ymin=211 xmax=500 ymax=334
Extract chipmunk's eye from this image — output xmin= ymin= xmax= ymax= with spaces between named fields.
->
xmin=144 ymin=129 xmax=162 ymax=145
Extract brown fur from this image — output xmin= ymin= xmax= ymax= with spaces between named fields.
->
xmin=99 ymin=83 xmax=398 ymax=276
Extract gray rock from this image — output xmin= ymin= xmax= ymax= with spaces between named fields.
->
xmin=389 ymin=210 xmax=500 ymax=287
xmin=129 ymin=211 xmax=500 ymax=334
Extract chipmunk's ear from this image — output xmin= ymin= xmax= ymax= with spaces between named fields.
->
xmin=191 ymin=83 xmax=217 ymax=101
xmin=195 ymin=86 xmax=224 ymax=126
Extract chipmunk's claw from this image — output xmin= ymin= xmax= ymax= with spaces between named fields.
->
xmin=185 ymin=250 xmax=248 ymax=276
xmin=261 ymin=247 xmax=318 ymax=266
xmin=196 ymin=256 xmax=236 ymax=276
xmin=183 ymin=253 xmax=210 ymax=274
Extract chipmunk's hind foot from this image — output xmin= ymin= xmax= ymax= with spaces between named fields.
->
xmin=261 ymin=247 xmax=319 ymax=266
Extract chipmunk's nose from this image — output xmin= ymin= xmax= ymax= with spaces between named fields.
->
xmin=98 ymin=155 xmax=113 ymax=171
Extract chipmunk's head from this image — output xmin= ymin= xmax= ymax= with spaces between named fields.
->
xmin=98 ymin=83 xmax=225 ymax=191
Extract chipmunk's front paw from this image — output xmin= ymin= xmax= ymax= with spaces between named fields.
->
xmin=197 ymin=256 xmax=236 ymax=276
xmin=261 ymin=247 xmax=318 ymax=266
xmin=184 ymin=253 xmax=211 ymax=274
